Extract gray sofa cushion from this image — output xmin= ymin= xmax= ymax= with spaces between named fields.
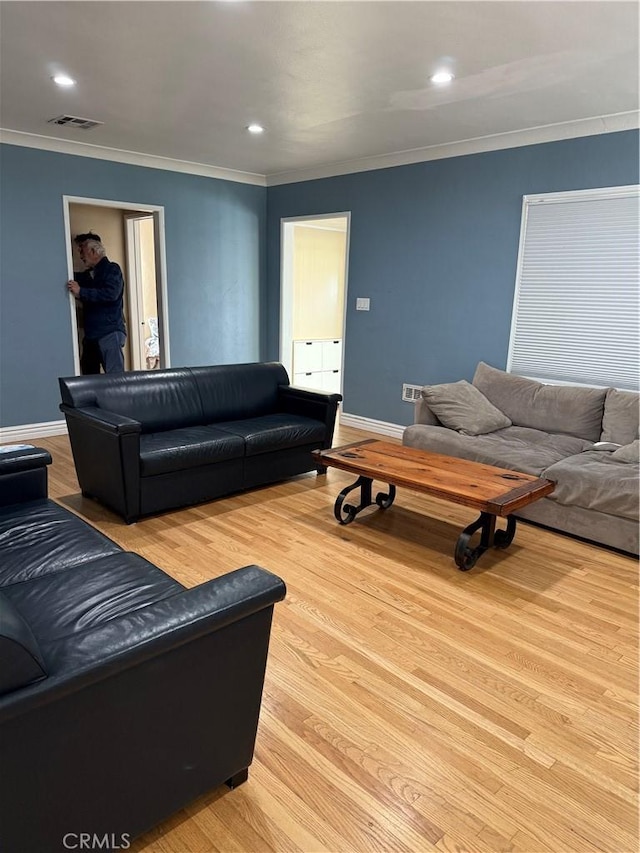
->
xmin=611 ymin=439 xmax=640 ymax=463
xmin=544 ymin=451 xmax=639 ymax=521
xmin=472 ymin=362 xmax=607 ymax=442
xmin=421 ymin=380 xmax=511 ymax=435
xmin=402 ymin=423 xmax=591 ymax=477
xmin=601 ymin=389 xmax=639 ymax=445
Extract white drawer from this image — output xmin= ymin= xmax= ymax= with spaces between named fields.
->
xmin=321 ymin=339 xmax=342 ymax=371
xmin=322 ymin=369 xmax=342 ymax=395
xmin=293 ymin=340 xmax=323 ymax=373
xmin=293 ymin=371 xmax=325 ymax=391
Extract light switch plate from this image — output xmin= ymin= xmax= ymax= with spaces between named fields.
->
xmin=356 ymin=297 xmax=370 ymax=311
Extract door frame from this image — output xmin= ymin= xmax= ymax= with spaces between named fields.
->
xmin=124 ymin=213 xmax=155 ymax=371
xmin=63 ymin=195 xmax=171 ymax=374
xmin=279 ymin=212 xmax=351 ymax=381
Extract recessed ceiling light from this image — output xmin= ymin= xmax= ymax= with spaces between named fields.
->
xmin=247 ymin=123 xmax=264 ymax=134
xmin=52 ymin=74 xmax=76 ymax=87
xmin=430 ymin=71 xmax=454 ymax=84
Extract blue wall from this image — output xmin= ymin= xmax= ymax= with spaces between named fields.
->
xmin=2 ymin=130 xmax=638 ymax=430
xmin=0 ymin=144 xmax=266 ymax=427
xmin=266 ymin=130 xmax=639 ymax=426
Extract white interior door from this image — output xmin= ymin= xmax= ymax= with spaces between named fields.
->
xmin=125 ymin=214 xmax=159 ymax=370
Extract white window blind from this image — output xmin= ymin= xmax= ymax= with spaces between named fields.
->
xmin=507 ymin=185 xmax=639 ymax=391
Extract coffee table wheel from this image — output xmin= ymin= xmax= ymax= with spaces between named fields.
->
xmin=375 ymin=484 xmax=396 ymax=509
xmin=494 ymin=516 xmax=517 ymax=549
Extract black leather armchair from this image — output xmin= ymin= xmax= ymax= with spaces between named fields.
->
xmin=0 ymin=448 xmax=286 ymax=852
xmin=59 ymin=361 xmax=342 ymax=522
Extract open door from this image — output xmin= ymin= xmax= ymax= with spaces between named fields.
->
xmin=280 ymin=214 xmax=350 ymax=395
xmin=64 ymin=196 xmax=170 ymax=375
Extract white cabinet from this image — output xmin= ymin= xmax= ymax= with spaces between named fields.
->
xmin=292 ymin=338 xmax=342 ymax=394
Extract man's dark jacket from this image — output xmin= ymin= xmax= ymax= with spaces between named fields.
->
xmin=76 ymin=256 xmax=126 ymax=340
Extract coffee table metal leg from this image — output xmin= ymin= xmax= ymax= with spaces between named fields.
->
xmin=375 ymin=484 xmax=396 ymax=509
xmin=455 ymin=512 xmax=518 ymax=569
xmin=494 ymin=515 xmax=517 ymax=549
xmin=335 ymin=476 xmax=373 ymax=524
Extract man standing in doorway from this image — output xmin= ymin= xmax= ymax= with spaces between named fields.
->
xmin=67 ymin=233 xmax=127 ymax=374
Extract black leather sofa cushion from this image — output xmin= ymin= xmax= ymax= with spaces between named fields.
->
xmin=0 ymin=500 xmax=121 ymax=586
xmin=4 ymin=552 xmax=184 ymax=643
xmin=60 ymin=369 xmax=205 ymax=433
xmin=216 ymin=414 xmax=327 ymax=456
xmin=139 ymin=426 xmax=245 ymax=477
xmin=191 ymin=363 xmax=289 ymax=423
xmin=0 ymin=591 xmax=47 ymax=696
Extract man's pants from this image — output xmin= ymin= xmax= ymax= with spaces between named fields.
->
xmin=81 ymin=332 xmax=126 ymax=374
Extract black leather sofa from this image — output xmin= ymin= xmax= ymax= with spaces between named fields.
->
xmin=59 ymin=361 xmax=342 ymax=523
xmin=0 ymin=447 xmax=286 ymax=853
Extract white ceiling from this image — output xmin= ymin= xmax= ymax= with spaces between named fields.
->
xmin=0 ymin=1 xmax=638 ymax=184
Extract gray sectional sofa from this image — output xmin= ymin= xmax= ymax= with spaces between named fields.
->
xmin=403 ymin=362 xmax=639 ymax=555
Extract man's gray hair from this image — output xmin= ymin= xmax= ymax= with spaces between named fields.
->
xmin=85 ymin=239 xmax=106 ymax=257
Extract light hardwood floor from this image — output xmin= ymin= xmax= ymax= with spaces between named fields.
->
xmin=35 ymin=425 xmax=638 ymax=853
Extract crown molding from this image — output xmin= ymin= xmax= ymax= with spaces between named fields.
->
xmin=0 ymin=129 xmax=267 ymax=187
xmin=2 ymin=111 xmax=637 ymax=190
xmin=266 ymin=111 xmax=640 ymax=187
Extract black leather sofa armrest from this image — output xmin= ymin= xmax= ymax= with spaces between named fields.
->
xmin=59 ymin=404 xmax=141 ymax=435
xmin=59 ymin=406 xmax=141 ymax=521
xmin=278 ymin=384 xmax=342 ymax=448
xmin=279 ymin=384 xmax=342 ymax=407
xmin=0 ymin=447 xmax=52 ymax=506
xmin=0 ymin=446 xmax=51 ymax=476
xmin=0 ymin=565 xmax=286 ymax=721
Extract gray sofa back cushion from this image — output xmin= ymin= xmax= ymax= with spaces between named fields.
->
xmin=59 ymin=370 xmax=204 ymax=433
xmin=0 ymin=591 xmax=47 ymax=696
xmin=472 ymin=362 xmax=607 ymax=442
xmin=421 ymin=380 xmax=512 ymax=435
xmin=191 ymin=362 xmax=290 ymax=424
xmin=601 ymin=389 xmax=640 ymax=445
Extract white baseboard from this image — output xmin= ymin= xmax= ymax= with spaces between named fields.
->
xmin=339 ymin=412 xmax=405 ymax=440
xmin=0 ymin=420 xmax=68 ymax=443
xmin=0 ymin=413 xmax=404 ymax=445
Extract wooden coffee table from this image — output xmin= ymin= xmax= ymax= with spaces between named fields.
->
xmin=312 ymin=440 xmax=555 ymax=570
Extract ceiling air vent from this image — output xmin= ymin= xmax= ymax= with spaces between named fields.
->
xmin=48 ymin=114 xmax=103 ymax=130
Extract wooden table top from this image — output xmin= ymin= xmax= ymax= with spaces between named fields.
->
xmin=313 ymin=440 xmax=555 ymax=517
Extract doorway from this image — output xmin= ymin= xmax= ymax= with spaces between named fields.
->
xmin=63 ymin=196 xmax=170 ymax=374
xmin=280 ymin=214 xmax=350 ymax=396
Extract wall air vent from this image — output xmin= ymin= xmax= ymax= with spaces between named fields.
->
xmin=402 ymin=383 xmax=423 ymax=403
xmin=48 ymin=115 xmax=103 ymax=130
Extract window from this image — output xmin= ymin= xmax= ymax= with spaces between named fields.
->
xmin=507 ymin=185 xmax=639 ymax=390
